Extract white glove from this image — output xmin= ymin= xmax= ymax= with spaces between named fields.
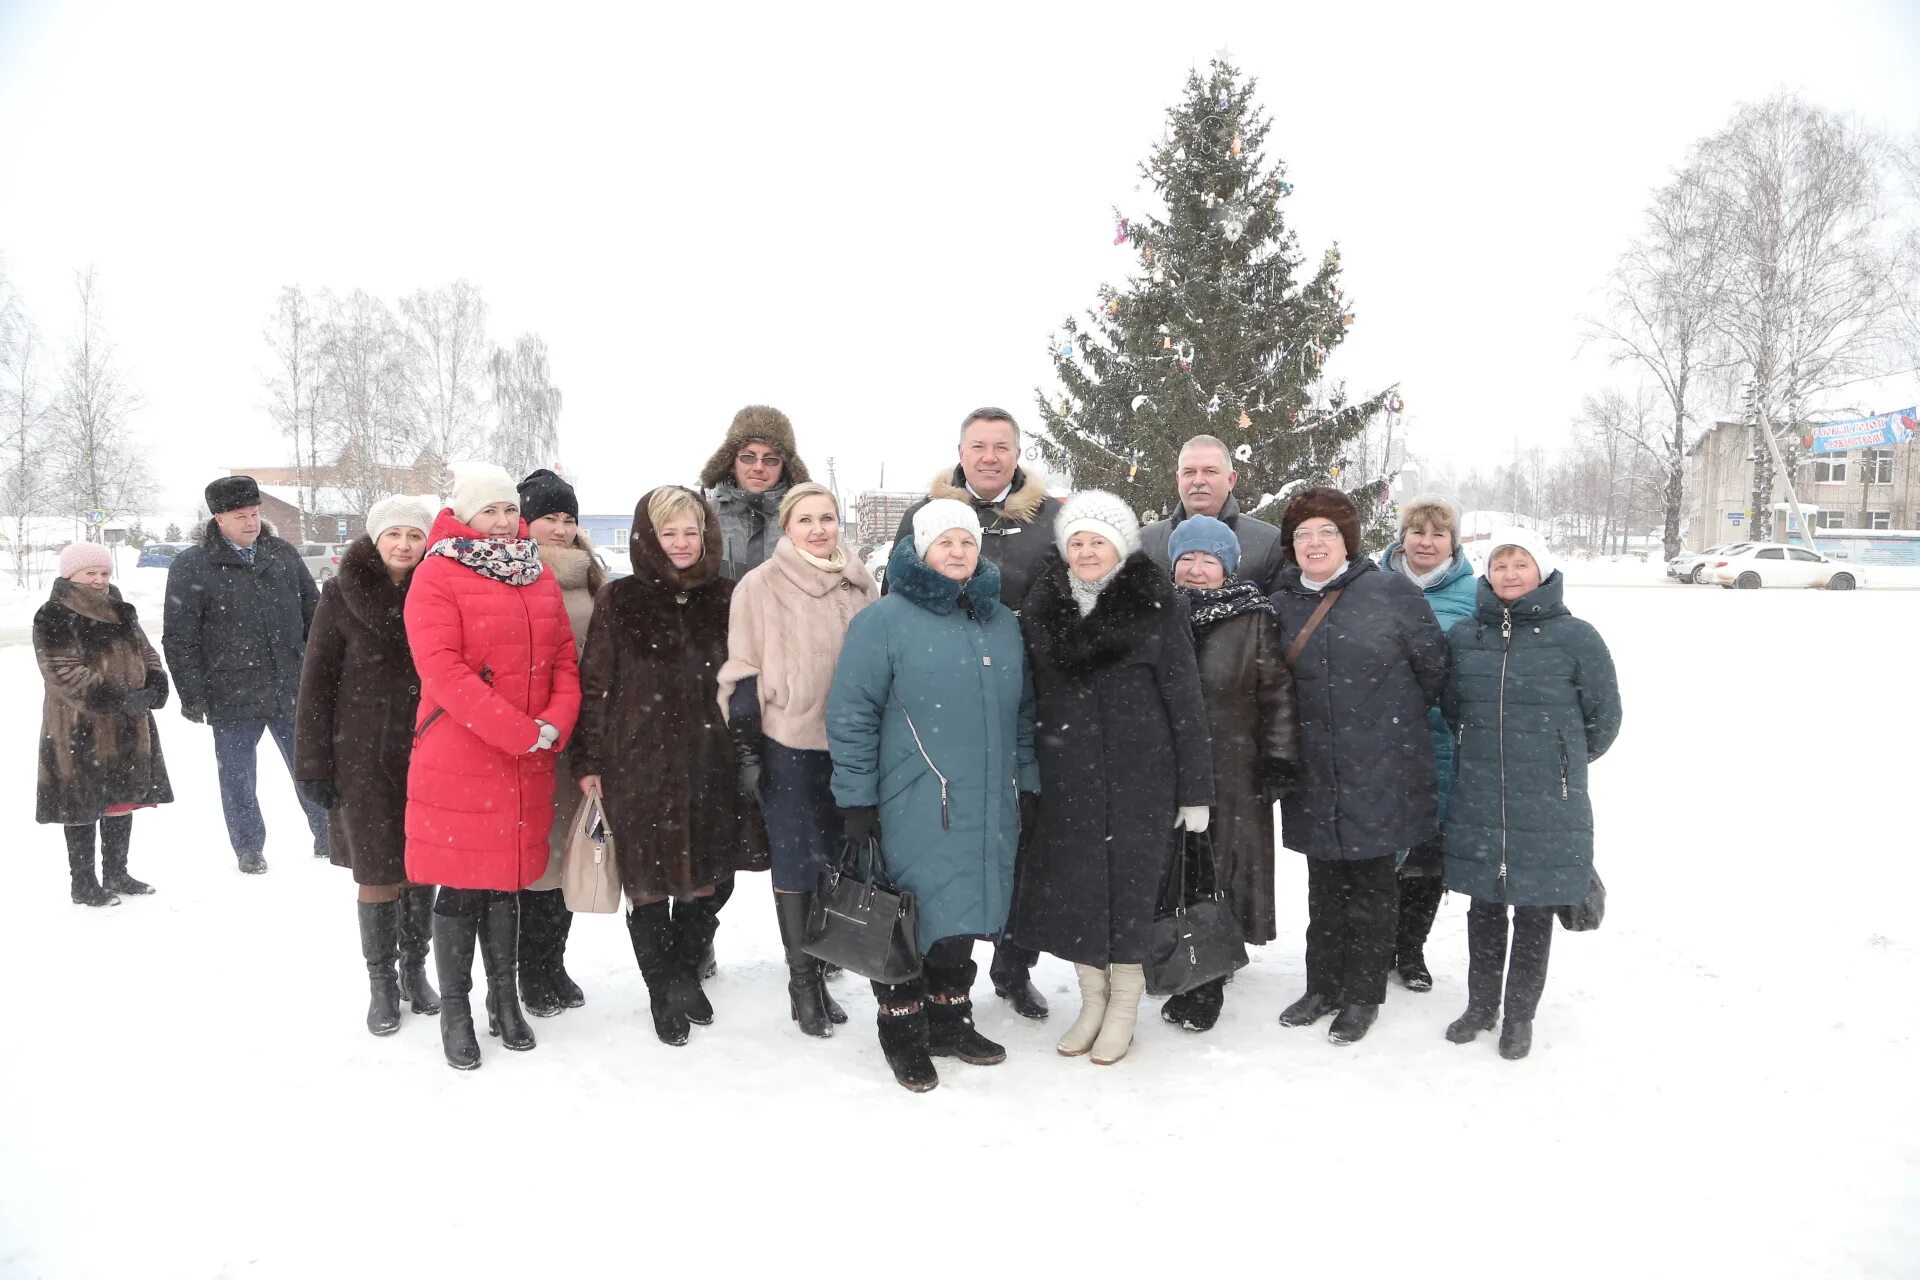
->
xmin=1175 ymin=805 xmax=1210 ymax=833
xmin=530 ymin=720 xmax=559 ymax=752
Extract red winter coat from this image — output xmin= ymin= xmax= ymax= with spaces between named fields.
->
xmin=403 ymin=509 xmax=582 ymax=891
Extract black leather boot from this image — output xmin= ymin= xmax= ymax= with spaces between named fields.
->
xmin=1446 ymin=1006 xmax=1498 ymax=1043
xmin=925 ymin=955 xmax=1006 ymax=1064
xmin=99 ymin=815 xmax=152 ymax=895
xmin=478 ymin=891 xmax=536 ymax=1051
xmin=627 ymin=900 xmax=689 ymax=1046
xmin=874 ymin=990 xmax=938 ymax=1092
xmin=432 ymin=899 xmax=482 ymax=1070
xmin=669 ymin=896 xmax=719 ymax=1026
xmin=989 ymin=941 xmax=1048 ymax=1020
xmin=357 ymin=899 xmax=403 ymax=1036
xmin=774 ymin=892 xmax=833 ymax=1038
xmin=397 ymin=885 xmax=440 ymax=1015
xmin=1499 ymin=1019 xmax=1534 ymax=1060
xmin=550 ymin=905 xmax=584 ymax=1007
xmin=1327 ymin=1001 xmax=1379 ymax=1045
xmin=1278 ymin=990 xmax=1336 ymax=1027
xmin=64 ymin=825 xmax=120 ymax=908
xmin=517 ymin=888 xmax=564 ymax=1018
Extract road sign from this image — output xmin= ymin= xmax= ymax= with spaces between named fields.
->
xmin=88 ymin=509 xmax=108 ymax=525
xmin=336 ymin=518 xmax=349 ymax=537
xmin=1728 ymin=512 xmax=1744 ymax=526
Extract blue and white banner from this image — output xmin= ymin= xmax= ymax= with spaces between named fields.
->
xmin=1808 ymin=406 xmax=1918 ymax=455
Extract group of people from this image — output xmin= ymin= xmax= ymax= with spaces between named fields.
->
xmin=32 ymin=404 xmax=1623 ymax=1088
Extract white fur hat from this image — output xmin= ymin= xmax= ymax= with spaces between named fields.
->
xmin=365 ymin=494 xmax=434 ymax=541
xmin=1484 ymin=525 xmax=1559 ymax=581
xmin=448 ymin=463 xmax=519 ymax=526
xmin=1056 ymin=489 xmax=1141 ymax=559
xmin=911 ymin=498 xmax=983 ymax=559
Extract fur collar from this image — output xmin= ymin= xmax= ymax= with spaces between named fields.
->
xmin=47 ymin=577 xmax=129 ymax=625
xmin=926 ymin=462 xmax=1051 ymax=526
xmin=539 ymin=529 xmax=605 ymax=595
xmin=1026 ymin=552 xmax=1174 ymax=673
xmin=771 ymin=533 xmax=875 ymax=599
xmin=200 ymin=517 xmax=281 ymax=560
xmin=885 ymin=535 xmax=1003 ymax=618
xmin=628 ymin=488 xmax=723 ymax=593
xmin=333 ymin=536 xmax=413 ymax=649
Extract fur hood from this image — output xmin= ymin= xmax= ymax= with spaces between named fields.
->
xmin=1025 ymin=551 xmax=1178 ymax=675
xmin=628 ymin=488 xmax=724 ymax=592
xmin=926 ymin=461 xmax=1052 ymax=526
xmin=331 ymin=535 xmax=413 ymax=650
xmin=44 ymin=576 xmax=130 ymax=626
xmin=885 ymin=533 xmax=1004 ymax=619
xmin=697 ymin=405 xmax=812 ymax=489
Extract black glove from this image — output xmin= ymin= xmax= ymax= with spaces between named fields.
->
xmin=120 ymin=687 xmax=157 ymax=716
xmin=728 ymin=714 xmax=764 ymax=799
xmin=144 ymin=668 xmax=170 ymax=711
xmin=180 ymin=699 xmax=207 ymax=725
xmin=1262 ymin=758 xmax=1299 ymax=804
xmin=299 ymin=777 xmax=341 ymax=810
xmin=1019 ymin=791 xmax=1040 ymax=833
xmin=839 ymin=805 xmax=880 ymax=848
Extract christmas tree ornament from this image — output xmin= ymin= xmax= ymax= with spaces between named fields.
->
xmin=1162 ymin=335 xmax=1173 ymax=350
xmin=1206 ymin=393 xmax=1222 ymax=413
xmin=1131 ymin=394 xmax=1152 ymax=411
xmin=1204 ymin=191 xmax=1216 ymax=208
xmin=1216 ymin=89 xmax=1230 ymax=111
xmin=1144 ymin=243 xmax=1154 ymax=265
xmin=1058 ymin=341 xmax=1074 ymax=358
xmin=1127 ymin=450 xmax=1142 ymax=484
xmin=1110 ymin=298 xmax=1121 ymax=315
xmin=1275 ymin=178 xmax=1294 ymax=197
xmin=1152 ymin=265 xmax=1166 ymax=283
xmin=1339 ymin=313 xmax=1355 ymax=328
xmin=1386 ymin=393 xmax=1404 ymax=414
xmin=1230 ymin=128 xmax=1243 ymax=158
xmin=1329 ymin=466 xmax=1341 ymax=479
xmin=1238 ymin=409 xmax=1252 ymax=430
xmin=1059 ymin=397 xmax=1071 ymax=418
xmin=1114 ymin=218 xmax=1129 ymax=245
xmin=1234 ymin=443 xmax=1253 ymax=462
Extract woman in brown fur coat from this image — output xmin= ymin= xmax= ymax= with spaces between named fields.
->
xmin=34 ymin=542 xmax=173 ymax=907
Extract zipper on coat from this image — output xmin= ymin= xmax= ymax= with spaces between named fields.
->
xmin=894 ymin=698 xmax=950 ymax=830
xmin=414 ymin=706 xmax=447 ymax=743
xmin=1556 ymin=729 xmax=1569 ymax=800
xmin=1497 ymin=606 xmax=1512 ymax=897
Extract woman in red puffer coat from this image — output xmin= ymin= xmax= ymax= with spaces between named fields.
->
xmin=404 ymin=463 xmax=582 ymax=1072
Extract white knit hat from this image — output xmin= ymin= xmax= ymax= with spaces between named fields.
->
xmin=1483 ymin=525 xmax=1558 ymax=581
xmin=365 ymin=494 xmax=434 ymax=541
xmin=448 ymin=463 xmax=519 ymax=526
xmin=1056 ymin=489 xmax=1141 ymax=559
xmin=911 ymin=498 xmax=983 ymax=559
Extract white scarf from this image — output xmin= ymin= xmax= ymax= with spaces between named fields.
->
xmin=1399 ymin=557 xmax=1451 ymax=591
xmin=1300 ymin=561 xmax=1348 ymax=593
xmin=794 ymin=543 xmax=848 ymax=572
xmin=1068 ymin=564 xmax=1121 ymax=616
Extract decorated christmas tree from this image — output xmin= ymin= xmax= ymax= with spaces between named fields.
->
xmin=1035 ymin=59 xmax=1399 ymax=532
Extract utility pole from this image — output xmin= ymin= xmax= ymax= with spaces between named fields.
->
xmin=1754 ymin=406 xmax=1818 ymax=551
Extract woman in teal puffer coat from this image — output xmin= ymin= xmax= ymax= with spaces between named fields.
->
xmin=1441 ymin=528 xmax=1621 ymax=1060
xmin=827 ymin=500 xmax=1039 ymax=1093
xmin=1377 ymin=495 xmax=1480 ymax=991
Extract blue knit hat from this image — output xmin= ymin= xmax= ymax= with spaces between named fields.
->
xmin=1168 ymin=514 xmax=1240 ymax=576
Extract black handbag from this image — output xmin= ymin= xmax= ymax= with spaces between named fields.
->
xmin=1145 ymin=829 xmax=1249 ymax=997
xmin=1557 ymin=869 xmax=1606 ymax=932
xmin=803 ymin=837 xmax=922 ymax=984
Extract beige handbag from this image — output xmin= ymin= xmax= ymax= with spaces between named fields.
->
xmin=561 ymin=787 xmax=622 ymax=914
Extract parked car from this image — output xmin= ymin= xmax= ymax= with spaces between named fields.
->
xmin=135 ymin=543 xmax=182 ymax=568
xmin=594 ymin=547 xmax=632 ymax=581
xmin=1669 ymin=542 xmax=1751 ymax=584
xmin=299 ymin=542 xmax=350 ymax=582
xmin=1704 ymin=544 xmax=1866 ymax=590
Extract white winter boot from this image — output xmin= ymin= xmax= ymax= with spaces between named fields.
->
xmin=1056 ymin=963 xmax=1110 ymax=1057
xmin=1091 ymin=964 xmax=1145 ymax=1065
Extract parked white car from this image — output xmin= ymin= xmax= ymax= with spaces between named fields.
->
xmin=1669 ymin=542 xmax=1751 ymax=584
xmin=1704 ymin=544 xmax=1866 ymax=590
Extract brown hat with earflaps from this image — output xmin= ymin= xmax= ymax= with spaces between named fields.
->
xmin=697 ymin=405 xmax=812 ymax=489
xmin=1279 ymin=486 xmax=1363 ymax=567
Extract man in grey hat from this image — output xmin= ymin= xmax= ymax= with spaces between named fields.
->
xmin=163 ymin=474 xmax=328 ymax=874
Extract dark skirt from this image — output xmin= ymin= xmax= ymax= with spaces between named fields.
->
xmin=761 ymin=741 xmax=836 ymax=893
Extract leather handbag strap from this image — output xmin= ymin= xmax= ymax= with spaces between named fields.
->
xmin=1284 ymin=588 xmax=1344 ymax=668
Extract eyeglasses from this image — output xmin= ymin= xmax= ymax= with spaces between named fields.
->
xmin=1292 ymin=527 xmax=1344 ymax=545
xmin=737 ymin=451 xmax=783 ymax=468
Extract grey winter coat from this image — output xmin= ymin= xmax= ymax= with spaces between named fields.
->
xmin=706 ymin=479 xmax=788 ymax=582
xmin=1442 ymin=572 xmax=1622 ymax=906
xmin=1141 ymin=493 xmax=1288 ymax=596
xmin=163 ymin=520 xmax=319 ymax=722
xmin=827 ymin=538 xmax=1039 ymax=950
xmin=1271 ymin=558 xmax=1450 ymax=861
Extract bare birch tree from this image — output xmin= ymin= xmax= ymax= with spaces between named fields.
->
xmin=0 ymin=272 xmax=55 ymax=584
xmin=264 ymin=285 xmax=328 ymax=515
xmin=401 ymin=280 xmax=491 ymax=477
xmin=489 ymin=334 xmax=562 ymax=480
xmin=50 ymin=269 xmax=153 ymax=539
xmin=317 ymin=289 xmax=420 ymax=516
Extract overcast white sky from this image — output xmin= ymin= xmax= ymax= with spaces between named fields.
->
xmin=2 ymin=0 xmax=1916 ymax=519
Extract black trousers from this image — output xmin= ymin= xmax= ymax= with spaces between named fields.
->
xmin=872 ymin=936 xmax=975 ymax=1009
xmin=1304 ymin=854 xmax=1398 ymax=1006
xmin=1395 ymin=876 xmax=1445 ymax=964
xmin=1465 ymin=898 xmax=1554 ymax=1021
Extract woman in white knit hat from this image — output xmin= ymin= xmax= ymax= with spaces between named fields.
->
xmin=826 ymin=498 xmax=1039 ymax=1092
xmin=293 ymin=494 xmax=442 ymax=1037
xmin=1010 ymin=490 xmax=1215 ymax=1065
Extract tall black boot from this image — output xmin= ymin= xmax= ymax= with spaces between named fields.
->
xmin=669 ymin=896 xmax=719 ymax=1026
xmin=774 ymin=892 xmax=833 ymax=1038
xmin=478 ymin=891 xmax=536 ymax=1051
xmin=1394 ymin=875 xmax=1444 ymax=991
xmin=1165 ymin=976 xmax=1226 ymax=1032
xmin=357 ymin=899 xmax=403 ymax=1036
xmin=1448 ymin=898 xmax=1507 ymax=1044
xmin=550 ymin=904 xmax=585 ymax=1007
xmin=926 ymin=951 xmax=1007 ymax=1065
xmin=700 ymin=874 xmax=734 ymax=979
xmin=627 ymin=900 xmax=689 ymax=1046
xmin=64 ymin=824 xmax=119 ymax=908
xmin=517 ymin=888 xmax=564 ymax=1018
xmin=989 ymin=940 xmax=1048 ymax=1020
xmin=873 ymin=983 xmax=937 ymax=1093
xmin=99 ymin=815 xmax=152 ymax=895
xmin=432 ymin=895 xmax=482 ymax=1070
xmin=397 ymin=885 xmax=440 ymax=1015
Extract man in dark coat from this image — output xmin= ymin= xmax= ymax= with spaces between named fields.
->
xmin=1140 ymin=435 xmax=1288 ymax=595
xmin=163 ymin=474 xmax=327 ymax=874
xmin=888 ymin=406 xmax=1064 ymax=1018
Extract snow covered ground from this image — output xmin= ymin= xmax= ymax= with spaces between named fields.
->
xmin=2 ymin=584 xmax=1916 ymax=1279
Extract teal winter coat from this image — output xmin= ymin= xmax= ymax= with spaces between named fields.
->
xmin=1378 ymin=541 xmax=1479 ymax=818
xmin=827 ymin=539 xmax=1039 ymax=950
xmin=1441 ymin=572 xmax=1622 ymax=906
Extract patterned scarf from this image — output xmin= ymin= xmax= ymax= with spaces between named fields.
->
xmin=1183 ymin=579 xmax=1273 ymax=632
xmin=427 ymin=535 xmax=545 ymax=586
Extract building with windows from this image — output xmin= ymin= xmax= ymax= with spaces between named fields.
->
xmin=853 ymin=489 xmax=921 ymax=557
xmin=1684 ymin=419 xmax=1920 ymax=544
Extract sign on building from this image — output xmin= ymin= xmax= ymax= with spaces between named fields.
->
xmin=1808 ymin=406 xmax=1918 ymax=456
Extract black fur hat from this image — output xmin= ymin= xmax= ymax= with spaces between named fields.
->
xmin=206 ymin=474 xmax=261 ymax=514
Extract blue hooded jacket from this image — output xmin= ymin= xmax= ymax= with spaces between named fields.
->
xmin=1378 ymin=539 xmax=1478 ymax=816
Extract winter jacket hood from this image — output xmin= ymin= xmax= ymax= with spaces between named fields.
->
xmin=631 ymin=489 xmax=724 ymax=591
xmin=1378 ymin=539 xmax=1480 ymax=821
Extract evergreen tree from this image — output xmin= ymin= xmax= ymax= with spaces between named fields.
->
xmin=1036 ymin=59 xmax=1396 ymax=532
xmin=164 ymin=521 xmax=182 ymax=542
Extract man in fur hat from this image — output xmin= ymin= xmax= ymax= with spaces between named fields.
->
xmin=163 ymin=474 xmax=329 ymax=874
xmin=700 ymin=404 xmax=812 ymax=581
xmin=889 ymin=405 xmax=1064 ymax=1019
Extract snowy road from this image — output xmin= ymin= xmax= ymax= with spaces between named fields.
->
xmin=2 ymin=585 xmax=1916 ymax=1279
